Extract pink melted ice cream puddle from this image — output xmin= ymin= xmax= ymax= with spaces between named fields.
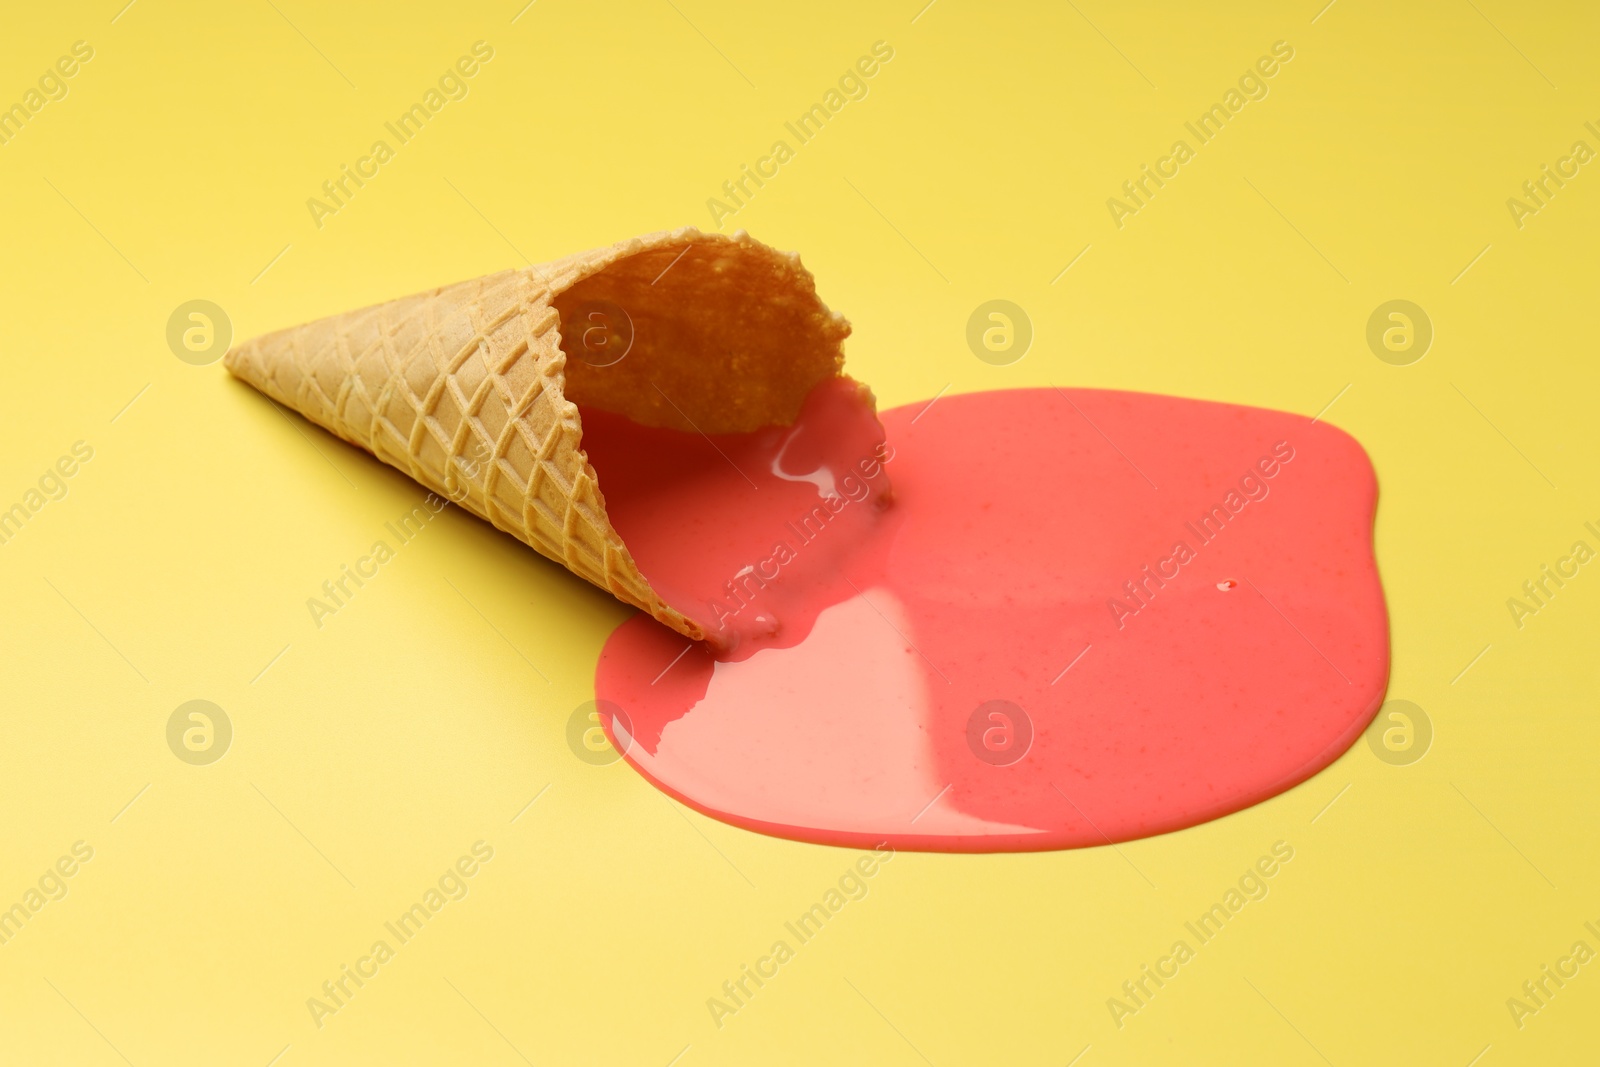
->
xmin=582 ymin=382 xmax=1388 ymax=852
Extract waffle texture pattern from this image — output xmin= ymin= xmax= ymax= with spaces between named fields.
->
xmin=228 ymin=233 xmax=706 ymax=638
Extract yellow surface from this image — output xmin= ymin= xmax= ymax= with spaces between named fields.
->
xmin=1 ymin=2 xmax=1596 ymax=1063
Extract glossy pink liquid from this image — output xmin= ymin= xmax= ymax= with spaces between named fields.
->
xmin=586 ymin=387 xmax=1388 ymax=852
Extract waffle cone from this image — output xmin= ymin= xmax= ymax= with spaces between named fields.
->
xmin=225 ymin=228 xmax=855 ymax=643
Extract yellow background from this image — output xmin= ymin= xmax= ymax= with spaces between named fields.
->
xmin=1 ymin=1 xmax=1596 ymax=1063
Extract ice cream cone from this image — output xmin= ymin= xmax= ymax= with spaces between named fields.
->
xmin=225 ymin=228 xmax=855 ymax=642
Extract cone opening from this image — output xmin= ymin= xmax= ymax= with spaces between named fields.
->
xmin=550 ymin=233 xmax=889 ymax=652
xmin=552 ymin=236 xmax=850 ymax=435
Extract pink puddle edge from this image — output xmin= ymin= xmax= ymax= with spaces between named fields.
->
xmin=590 ymin=386 xmax=1389 ymax=852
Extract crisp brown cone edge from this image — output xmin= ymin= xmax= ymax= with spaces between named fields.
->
xmin=224 ymin=227 xmax=858 ymax=643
